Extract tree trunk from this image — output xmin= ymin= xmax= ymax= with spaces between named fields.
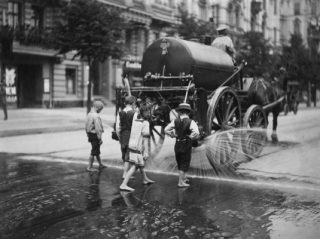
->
xmin=307 ymin=80 xmax=311 ymax=107
xmin=87 ymin=59 xmax=94 ymax=114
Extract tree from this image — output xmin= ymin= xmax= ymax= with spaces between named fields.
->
xmin=177 ymin=6 xmax=215 ymax=43
xmin=237 ymin=31 xmax=280 ymax=77
xmin=52 ymin=0 xmax=127 ymax=113
xmin=282 ymin=34 xmax=320 ymax=106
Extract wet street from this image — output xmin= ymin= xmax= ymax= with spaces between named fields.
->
xmin=1 ymin=107 xmax=320 ymax=239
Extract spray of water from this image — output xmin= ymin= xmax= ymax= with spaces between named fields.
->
xmin=145 ymin=127 xmax=268 ymax=180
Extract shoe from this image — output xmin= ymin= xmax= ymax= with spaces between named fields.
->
xmin=99 ymin=164 xmax=107 ymax=169
xmin=184 ymin=178 xmax=190 ymax=184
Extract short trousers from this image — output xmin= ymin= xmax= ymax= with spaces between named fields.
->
xmin=129 ymin=150 xmax=144 ymax=167
xmin=121 ymin=144 xmax=130 ymax=162
xmin=175 ymin=141 xmax=192 ymax=172
xmin=87 ymin=133 xmax=100 ymax=156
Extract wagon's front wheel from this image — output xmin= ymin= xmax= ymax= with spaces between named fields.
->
xmin=242 ymin=105 xmax=267 ymax=158
xmin=206 ymin=87 xmax=242 ymax=169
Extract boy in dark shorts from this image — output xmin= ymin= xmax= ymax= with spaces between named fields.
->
xmin=85 ymin=100 xmax=106 ymax=172
xmin=165 ymin=103 xmax=199 ymax=187
xmin=116 ymin=95 xmax=136 ymax=179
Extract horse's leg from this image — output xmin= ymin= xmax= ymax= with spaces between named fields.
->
xmin=271 ymin=108 xmax=279 ymax=143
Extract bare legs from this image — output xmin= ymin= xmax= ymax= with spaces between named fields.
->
xmin=122 ymin=161 xmax=130 ymax=179
xmin=87 ymin=155 xmax=106 ymax=171
xmin=178 ymin=170 xmax=190 ymax=187
xmin=120 ymin=164 xmax=155 ymax=192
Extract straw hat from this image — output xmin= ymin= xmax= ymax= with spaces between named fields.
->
xmin=217 ymin=24 xmax=229 ymax=32
xmin=177 ymin=103 xmax=192 ymax=112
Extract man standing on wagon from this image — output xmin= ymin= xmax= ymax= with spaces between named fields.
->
xmin=165 ymin=103 xmax=199 ymax=187
xmin=211 ymin=25 xmax=236 ymax=62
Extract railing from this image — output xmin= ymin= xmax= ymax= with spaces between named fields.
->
xmin=0 ymin=25 xmax=55 ymax=48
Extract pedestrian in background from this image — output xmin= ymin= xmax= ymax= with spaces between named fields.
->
xmin=116 ymin=95 xmax=136 ymax=179
xmin=0 ymin=80 xmax=8 ymax=120
xmin=120 ymin=104 xmax=154 ymax=192
xmin=85 ymin=99 xmax=106 ymax=172
xmin=165 ymin=103 xmax=199 ymax=187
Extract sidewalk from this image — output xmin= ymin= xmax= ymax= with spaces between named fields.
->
xmin=0 ymin=102 xmax=317 ymax=138
xmin=0 ymin=105 xmax=116 ymax=137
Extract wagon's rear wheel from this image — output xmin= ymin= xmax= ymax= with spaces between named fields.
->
xmin=242 ymin=105 xmax=267 ymax=158
xmin=206 ymin=87 xmax=242 ymax=168
xmin=146 ymin=125 xmax=165 ymax=158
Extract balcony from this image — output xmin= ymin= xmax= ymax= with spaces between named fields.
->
xmin=0 ymin=25 xmax=58 ymax=57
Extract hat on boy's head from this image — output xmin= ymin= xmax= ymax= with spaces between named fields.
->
xmin=177 ymin=102 xmax=192 ymax=112
xmin=93 ymin=100 xmax=104 ymax=110
xmin=124 ymin=95 xmax=136 ymax=105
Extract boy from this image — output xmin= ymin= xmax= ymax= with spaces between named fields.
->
xmin=165 ymin=103 xmax=199 ymax=187
xmin=85 ymin=100 xmax=106 ymax=172
xmin=120 ymin=104 xmax=154 ymax=192
xmin=116 ymin=95 xmax=136 ymax=179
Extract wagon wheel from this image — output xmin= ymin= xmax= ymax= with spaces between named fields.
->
xmin=242 ymin=105 xmax=267 ymax=158
xmin=206 ymin=87 xmax=242 ymax=168
xmin=146 ymin=125 xmax=165 ymax=159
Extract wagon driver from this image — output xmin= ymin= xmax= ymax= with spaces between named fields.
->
xmin=211 ymin=25 xmax=236 ymax=63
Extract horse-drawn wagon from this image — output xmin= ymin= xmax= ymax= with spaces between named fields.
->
xmin=115 ymin=37 xmax=283 ymax=169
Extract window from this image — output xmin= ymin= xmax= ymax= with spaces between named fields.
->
xmin=30 ymin=6 xmax=44 ymax=29
xmin=212 ymin=4 xmax=220 ymax=27
xmin=273 ymin=27 xmax=277 ymax=45
xmin=66 ymin=68 xmax=76 ymax=95
xmin=294 ymin=2 xmax=300 ymax=15
xmin=294 ymin=18 xmax=301 ymax=35
xmin=274 ymin=0 xmax=277 ymax=15
xmin=235 ymin=6 xmax=240 ymax=28
xmin=7 ymin=2 xmax=21 ymax=27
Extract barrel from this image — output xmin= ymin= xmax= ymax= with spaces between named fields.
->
xmin=141 ymin=37 xmax=234 ymax=90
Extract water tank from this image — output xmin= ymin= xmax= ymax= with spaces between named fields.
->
xmin=141 ymin=37 xmax=234 ymax=90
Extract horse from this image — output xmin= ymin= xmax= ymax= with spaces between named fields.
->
xmin=247 ymin=76 xmax=286 ymax=143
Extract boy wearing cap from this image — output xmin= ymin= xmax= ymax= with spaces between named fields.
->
xmin=211 ymin=25 xmax=236 ymax=60
xmin=165 ymin=103 xmax=199 ymax=187
xmin=116 ymin=95 xmax=136 ymax=179
xmin=85 ymin=99 xmax=106 ymax=172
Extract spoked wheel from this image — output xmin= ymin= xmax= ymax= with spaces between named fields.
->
xmin=242 ymin=105 xmax=267 ymax=158
xmin=146 ymin=125 xmax=165 ymax=158
xmin=206 ymin=87 xmax=242 ymax=168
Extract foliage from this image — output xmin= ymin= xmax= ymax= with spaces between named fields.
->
xmin=177 ymin=6 xmax=215 ymax=43
xmin=50 ymin=0 xmax=127 ymax=112
xmin=281 ymin=34 xmax=320 ymax=88
xmin=237 ymin=31 xmax=280 ymax=77
xmin=52 ymin=0 xmax=127 ymax=63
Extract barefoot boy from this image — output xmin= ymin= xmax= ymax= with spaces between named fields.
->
xmin=165 ymin=103 xmax=199 ymax=187
xmin=85 ymin=100 xmax=106 ymax=171
xmin=120 ymin=104 xmax=154 ymax=192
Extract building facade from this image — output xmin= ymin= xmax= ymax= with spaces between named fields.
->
xmin=94 ymin=0 xmax=177 ymax=101
xmin=0 ymin=0 xmax=88 ymax=108
xmin=280 ymin=0 xmax=320 ymax=53
xmin=209 ymin=0 xmax=282 ymax=47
